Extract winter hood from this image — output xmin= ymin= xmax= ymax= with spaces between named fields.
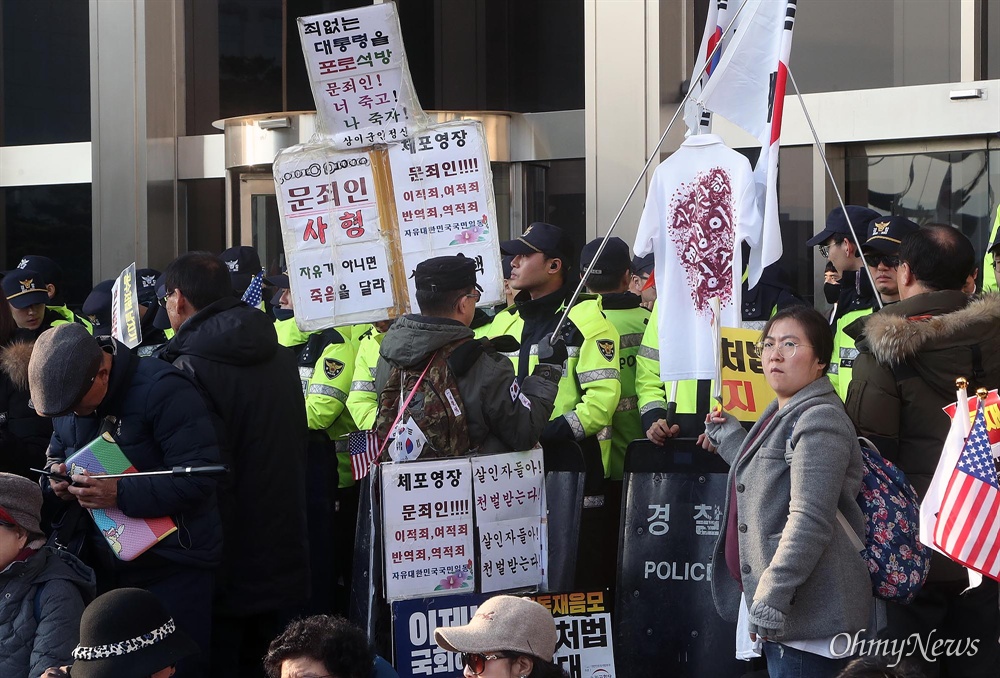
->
xmin=378 ymin=314 xmax=473 ymax=370
xmin=0 ymin=340 xmax=34 ymax=391
xmin=862 ymin=291 xmax=1000 ymax=365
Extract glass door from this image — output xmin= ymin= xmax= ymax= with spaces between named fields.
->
xmin=238 ymin=173 xmax=284 ymax=272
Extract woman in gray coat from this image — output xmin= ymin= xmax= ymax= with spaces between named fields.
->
xmin=701 ymin=306 xmax=872 ymax=678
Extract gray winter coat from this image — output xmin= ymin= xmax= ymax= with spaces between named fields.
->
xmin=375 ymin=314 xmax=559 ymax=454
xmin=0 ymin=546 xmax=95 ymax=678
xmin=706 ymin=377 xmax=872 ymax=641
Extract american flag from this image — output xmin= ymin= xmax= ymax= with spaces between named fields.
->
xmin=241 ymin=270 xmax=264 ymax=308
xmin=349 ymin=430 xmax=380 ymax=481
xmin=934 ymin=403 xmax=1000 ymax=580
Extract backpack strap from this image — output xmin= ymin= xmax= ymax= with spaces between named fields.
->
xmin=377 ymin=352 xmax=438 ymax=459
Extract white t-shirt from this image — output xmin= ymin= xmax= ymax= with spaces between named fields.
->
xmin=633 ymin=134 xmax=760 ymax=381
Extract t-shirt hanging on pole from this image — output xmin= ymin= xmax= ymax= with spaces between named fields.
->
xmin=633 ymin=134 xmax=759 ymax=382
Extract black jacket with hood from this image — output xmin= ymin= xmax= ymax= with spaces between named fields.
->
xmin=160 ymin=297 xmax=309 ymax=614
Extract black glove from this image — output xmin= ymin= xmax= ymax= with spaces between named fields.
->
xmin=536 ymin=332 xmax=568 ymax=366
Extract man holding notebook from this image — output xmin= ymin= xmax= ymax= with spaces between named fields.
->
xmin=28 ymin=323 xmax=222 ymax=678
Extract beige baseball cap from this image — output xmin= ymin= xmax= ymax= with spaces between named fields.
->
xmin=434 ymin=595 xmax=558 ymax=661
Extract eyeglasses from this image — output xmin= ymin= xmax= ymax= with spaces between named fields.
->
xmin=157 ymin=289 xmax=176 ymax=308
xmin=818 ymin=244 xmax=831 ymax=259
xmin=461 ymin=652 xmax=510 ymax=675
xmin=866 ymin=254 xmax=900 ymax=268
xmin=465 ymin=289 xmax=482 ymax=302
xmin=753 ymin=340 xmax=813 ymax=359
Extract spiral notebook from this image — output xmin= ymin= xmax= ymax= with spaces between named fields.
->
xmin=65 ymin=432 xmax=177 ymax=561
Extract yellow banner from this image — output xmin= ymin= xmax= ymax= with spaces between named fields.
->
xmin=720 ymin=327 xmax=776 ymax=422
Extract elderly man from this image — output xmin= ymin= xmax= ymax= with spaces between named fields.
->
xmin=30 ymin=323 xmax=221 ymax=677
xmin=846 ymin=224 xmax=1000 ymax=678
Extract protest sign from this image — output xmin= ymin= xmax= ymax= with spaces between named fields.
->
xmin=389 ymin=121 xmax=503 ymax=306
xmin=472 ymin=450 xmax=546 ymax=593
xmin=530 ymin=591 xmax=616 ymax=678
xmin=382 ymin=458 xmax=475 ymax=601
xmin=297 ymin=3 xmax=425 ymax=145
xmin=110 ymin=263 xmax=142 ymax=349
xmin=273 ymin=146 xmax=404 ymax=330
xmin=391 ymin=593 xmax=489 ymax=677
xmin=720 ymin=326 xmax=775 ymax=422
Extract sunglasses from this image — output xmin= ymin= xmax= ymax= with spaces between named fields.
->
xmin=865 ymin=253 xmax=900 ymax=268
xmin=461 ymin=652 xmax=510 ymax=675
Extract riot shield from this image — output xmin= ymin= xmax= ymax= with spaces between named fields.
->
xmin=614 ymin=438 xmax=748 ymax=677
xmin=543 ymin=440 xmax=585 ymax=592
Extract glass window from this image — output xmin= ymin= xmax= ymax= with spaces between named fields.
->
xmin=775 ymin=147 xmax=815 ymax=304
xmin=1 ymin=0 xmax=90 ymax=145
xmin=1 ymin=185 xmax=92 ymax=306
xmin=790 ymin=0 xmax=960 ymax=94
xmin=846 ymin=147 xmax=996 ymax=284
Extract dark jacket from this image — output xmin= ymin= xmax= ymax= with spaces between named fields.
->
xmin=846 ymin=291 xmax=1000 ymax=582
xmin=160 ymin=297 xmax=309 ymax=614
xmin=375 ymin=315 xmax=559 ymax=455
xmin=46 ymin=338 xmax=223 ymax=569
xmin=706 ymin=377 xmax=871 ymax=641
xmin=0 ymin=546 xmax=95 ymax=678
xmin=0 ymin=341 xmax=52 ymax=479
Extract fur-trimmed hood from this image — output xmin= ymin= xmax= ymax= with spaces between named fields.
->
xmin=0 ymin=340 xmax=34 ymax=391
xmin=862 ymin=291 xmax=1000 ymax=366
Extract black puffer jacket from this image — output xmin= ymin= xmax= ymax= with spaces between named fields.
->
xmin=0 ymin=546 xmax=95 ymax=678
xmin=46 ymin=338 xmax=223 ymax=569
xmin=161 ymin=297 xmax=309 ymax=614
xmin=0 ymin=341 xmax=52 ymax=479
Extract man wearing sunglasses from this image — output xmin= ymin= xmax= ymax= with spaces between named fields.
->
xmin=805 ymin=205 xmax=880 ymax=400
xmin=859 ymin=215 xmax=920 ymax=307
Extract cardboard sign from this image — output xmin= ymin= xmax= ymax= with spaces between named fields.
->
xmin=382 ymin=459 xmax=476 ymax=601
xmin=297 ymin=3 xmax=425 ymax=144
xmin=472 ymin=450 xmax=546 ymax=593
xmin=110 ymin=263 xmax=142 ymax=348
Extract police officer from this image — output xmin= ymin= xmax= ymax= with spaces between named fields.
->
xmin=81 ymin=268 xmax=166 ymax=354
xmin=10 ymin=255 xmax=92 ymax=332
xmin=579 ymin=237 xmax=649 ymax=480
xmin=859 ymin=215 xmax=919 ymax=306
xmin=806 ymin=205 xmax=880 ymax=399
xmin=346 ymin=319 xmax=393 ymax=431
xmin=489 ymin=223 xmax=620 ymax=464
xmin=374 ymin=255 xmax=561 ymax=454
xmin=3 ymin=270 xmax=85 ymax=337
xmin=268 ymin=270 xmax=357 ymax=614
xmin=217 ymin=246 xmax=263 ymax=299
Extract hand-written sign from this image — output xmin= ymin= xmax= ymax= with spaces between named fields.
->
xmin=382 ymin=458 xmax=476 ymax=601
xmin=297 ymin=3 xmax=425 ymax=145
xmin=472 ymin=450 xmax=545 ymax=593
xmin=390 ymin=121 xmax=503 ymax=307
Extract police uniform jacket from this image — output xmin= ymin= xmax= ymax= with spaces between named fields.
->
xmin=705 ymin=377 xmax=871 ymax=641
xmin=160 ymin=297 xmax=309 ymax=614
xmin=347 ymin=325 xmax=387 ymax=432
xmin=46 ymin=338 xmax=223 ymax=570
xmin=375 ymin=314 xmax=559 ymax=455
xmin=488 ymin=286 xmax=620 ymax=456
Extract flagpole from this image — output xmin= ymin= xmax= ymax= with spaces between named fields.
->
xmin=547 ymin=0 xmax=755 ymax=343
xmin=786 ymin=67 xmax=884 ymax=310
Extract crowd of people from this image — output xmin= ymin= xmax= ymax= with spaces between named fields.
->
xmin=0 ymin=209 xmax=996 ymax=677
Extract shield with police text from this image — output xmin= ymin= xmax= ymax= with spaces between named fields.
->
xmin=597 ymin=339 xmax=616 ymax=362
xmin=324 ymin=358 xmax=345 ymax=380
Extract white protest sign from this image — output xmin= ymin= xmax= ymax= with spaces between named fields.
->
xmin=472 ymin=450 xmax=546 ymax=593
xmin=297 ymin=3 xmax=425 ymax=145
xmin=110 ymin=263 xmax=142 ymax=349
xmin=382 ymin=459 xmax=475 ymax=601
xmin=273 ymin=146 xmax=399 ymax=329
xmin=389 ymin=121 xmax=503 ymax=306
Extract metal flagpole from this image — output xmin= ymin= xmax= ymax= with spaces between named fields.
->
xmin=786 ymin=67 xmax=884 ymax=310
xmin=548 ymin=0 xmax=755 ymax=342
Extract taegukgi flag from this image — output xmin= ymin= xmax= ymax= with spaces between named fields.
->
xmin=695 ymin=0 xmax=797 ymax=289
xmin=683 ymin=0 xmax=742 ymax=136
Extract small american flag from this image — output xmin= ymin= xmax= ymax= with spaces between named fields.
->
xmin=241 ymin=270 xmax=264 ymax=308
xmin=349 ymin=430 xmax=380 ymax=481
xmin=934 ymin=403 xmax=1000 ymax=580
